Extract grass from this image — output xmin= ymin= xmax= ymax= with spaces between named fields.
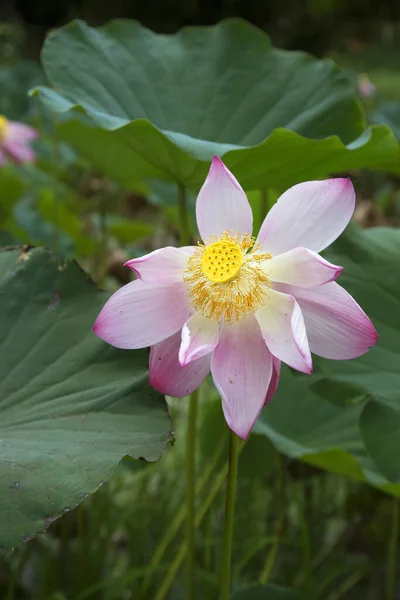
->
xmin=0 ymin=395 xmax=395 ymax=600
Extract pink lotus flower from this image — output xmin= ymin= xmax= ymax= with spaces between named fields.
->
xmin=357 ymin=74 xmax=376 ymax=99
xmin=94 ymin=158 xmax=377 ymax=439
xmin=0 ymin=115 xmax=38 ymax=165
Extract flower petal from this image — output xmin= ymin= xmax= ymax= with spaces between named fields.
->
xmin=266 ymin=247 xmax=342 ymax=287
xmin=7 ymin=122 xmax=38 ymax=143
xmin=196 ymin=156 xmax=252 ymax=241
xmin=265 ymin=356 xmax=281 ymax=405
xmin=275 ymin=281 xmax=378 ymax=359
xmin=150 ymin=330 xmax=211 ymax=397
xmin=179 ymin=312 xmax=219 ymax=366
xmin=93 ymin=280 xmax=192 ymax=349
xmin=125 ymin=246 xmax=194 ymax=283
xmin=3 ymin=122 xmax=38 ymax=164
xmin=256 ymin=289 xmax=312 ymax=373
xmin=258 ymin=179 xmax=355 ymax=254
xmin=4 ymin=141 xmax=35 ymax=164
xmin=211 ymin=314 xmax=272 ymax=440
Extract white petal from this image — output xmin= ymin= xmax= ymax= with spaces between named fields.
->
xmin=179 ymin=313 xmax=219 ymax=366
xmin=125 ymin=246 xmax=194 ymax=283
xmin=266 ymin=247 xmax=342 ymax=287
xmin=196 ymin=156 xmax=252 ymax=241
xmin=93 ymin=280 xmax=192 ymax=349
xmin=256 ymin=289 xmax=312 ymax=373
xmin=211 ymin=314 xmax=272 ymax=440
xmin=275 ymin=282 xmax=378 ymax=359
xmin=258 ymin=179 xmax=355 ymax=254
xmin=150 ymin=330 xmax=211 ymax=397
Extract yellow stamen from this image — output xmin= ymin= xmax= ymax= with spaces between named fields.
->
xmin=0 ymin=115 xmax=9 ymax=143
xmin=184 ymin=231 xmax=272 ymax=322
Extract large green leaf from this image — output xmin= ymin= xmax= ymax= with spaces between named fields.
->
xmin=256 ymin=225 xmax=400 ymax=493
xmin=319 ymin=226 xmax=400 ymax=408
xmin=32 ymin=19 xmax=400 ymax=189
xmin=0 ymin=61 xmax=43 ymax=121
xmin=374 ymin=101 xmax=400 ymax=139
xmin=0 ymin=248 xmax=172 ymax=551
xmin=360 ymin=401 xmax=400 ymax=483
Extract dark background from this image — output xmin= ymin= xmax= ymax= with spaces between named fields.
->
xmin=2 ymin=0 xmax=400 ymax=58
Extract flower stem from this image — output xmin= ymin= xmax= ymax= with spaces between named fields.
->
xmin=97 ymin=202 xmax=108 ymax=287
xmin=299 ymin=484 xmax=312 ymax=598
xmin=386 ymin=497 xmax=399 ymax=600
xmin=178 ymin=184 xmax=190 ymax=245
xmin=155 ymin=457 xmax=228 ymax=600
xmin=326 ymin=565 xmax=369 ymax=600
xmin=185 ymin=388 xmax=199 ymax=600
xmin=138 ymin=433 xmax=226 ymax=599
xmin=155 ymin=440 xmax=247 ymax=600
xmin=51 ymin=118 xmax=60 ymax=254
xmin=219 ymin=430 xmax=240 ymax=600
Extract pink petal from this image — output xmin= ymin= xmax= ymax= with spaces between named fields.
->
xmin=196 ymin=156 xmax=252 ymax=241
xmin=3 ymin=122 xmax=38 ymax=164
xmin=275 ymin=281 xmax=378 ymax=359
xmin=150 ymin=330 xmax=211 ymax=397
xmin=124 ymin=246 xmax=195 ymax=283
xmin=265 ymin=356 xmax=281 ymax=405
xmin=179 ymin=312 xmax=219 ymax=366
xmin=256 ymin=289 xmax=312 ymax=373
xmin=211 ymin=314 xmax=273 ymax=440
xmin=4 ymin=141 xmax=35 ymax=164
xmin=7 ymin=122 xmax=38 ymax=143
xmin=258 ymin=179 xmax=355 ymax=254
xmin=266 ymin=247 xmax=342 ymax=287
xmin=93 ymin=279 xmax=192 ymax=349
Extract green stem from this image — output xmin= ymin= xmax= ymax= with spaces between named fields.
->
xmin=52 ymin=193 xmax=60 ymax=254
xmin=51 ymin=117 xmax=60 ymax=254
xmin=155 ymin=441 xmax=247 ymax=600
xmin=185 ymin=389 xmax=199 ymax=600
xmin=327 ymin=565 xmax=369 ymax=600
xmin=386 ymin=498 xmax=399 ymax=600
xmin=259 ymin=454 xmax=286 ymax=584
xmin=154 ymin=462 xmax=228 ymax=600
xmin=300 ymin=487 xmax=312 ymax=599
xmin=139 ymin=432 xmax=226 ymax=599
xmin=219 ymin=431 xmax=240 ymax=600
xmin=204 ymin=510 xmax=213 ymax=572
xmin=178 ymin=184 xmax=190 ymax=245
xmin=97 ymin=203 xmax=108 ymax=287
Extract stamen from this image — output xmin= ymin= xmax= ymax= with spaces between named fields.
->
xmin=184 ymin=231 xmax=272 ymax=322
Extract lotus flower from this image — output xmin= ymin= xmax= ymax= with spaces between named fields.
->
xmin=0 ymin=115 xmax=37 ymax=165
xmin=94 ymin=157 xmax=377 ymax=439
xmin=357 ymin=74 xmax=376 ymax=99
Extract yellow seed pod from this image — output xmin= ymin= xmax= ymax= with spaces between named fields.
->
xmin=0 ymin=115 xmax=8 ymax=142
xmin=201 ymin=240 xmax=243 ymax=283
